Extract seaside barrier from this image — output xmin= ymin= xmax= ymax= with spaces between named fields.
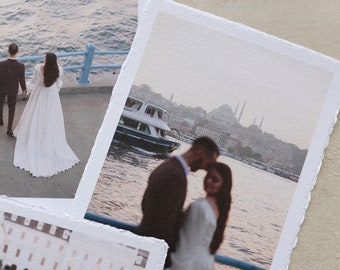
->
xmin=18 ymin=43 xmax=129 ymax=85
xmin=85 ymin=212 xmax=266 ymax=270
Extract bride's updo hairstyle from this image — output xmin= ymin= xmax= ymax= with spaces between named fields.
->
xmin=44 ymin=52 xmax=59 ymax=87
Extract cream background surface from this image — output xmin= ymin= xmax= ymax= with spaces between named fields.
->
xmin=175 ymin=1 xmax=340 ymax=269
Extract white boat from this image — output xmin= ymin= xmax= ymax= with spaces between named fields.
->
xmin=113 ymin=97 xmax=181 ymax=154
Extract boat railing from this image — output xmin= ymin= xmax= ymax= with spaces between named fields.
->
xmin=84 ymin=212 xmax=266 ymax=270
xmin=17 ymin=43 xmax=128 ymax=85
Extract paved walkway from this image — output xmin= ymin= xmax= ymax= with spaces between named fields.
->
xmin=0 ymin=86 xmax=112 ymax=198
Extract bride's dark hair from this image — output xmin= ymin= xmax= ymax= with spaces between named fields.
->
xmin=209 ymin=162 xmax=232 ymax=255
xmin=44 ymin=52 xmax=59 ymax=87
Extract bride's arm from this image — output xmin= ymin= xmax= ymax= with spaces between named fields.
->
xmin=26 ymin=64 xmax=40 ymax=94
xmin=56 ymin=66 xmax=63 ymax=91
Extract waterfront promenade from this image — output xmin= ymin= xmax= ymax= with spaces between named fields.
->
xmin=0 ymin=86 xmax=113 ymax=198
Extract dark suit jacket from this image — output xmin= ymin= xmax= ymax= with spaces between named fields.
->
xmin=139 ymin=157 xmax=187 ymax=267
xmin=0 ymin=59 xmax=26 ymax=95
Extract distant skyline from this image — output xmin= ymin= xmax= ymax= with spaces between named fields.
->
xmin=133 ymin=12 xmax=334 ymax=149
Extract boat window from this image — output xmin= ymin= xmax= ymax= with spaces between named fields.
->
xmin=119 ymin=117 xmax=125 ymax=124
xmin=157 ymin=110 xmax=163 ymax=119
xmin=139 ymin=123 xmax=151 ymax=134
xmin=125 ymin=99 xmax=136 ymax=108
xmin=155 ymin=127 xmax=165 ymax=138
xmin=125 ymin=98 xmax=142 ymax=111
xmin=146 ymin=107 xmax=156 ymax=117
xmin=122 ymin=117 xmax=139 ymax=129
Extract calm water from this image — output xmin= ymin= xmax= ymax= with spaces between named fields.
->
xmin=88 ymin=141 xmax=297 ymax=269
xmin=0 ymin=0 xmax=138 ymax=84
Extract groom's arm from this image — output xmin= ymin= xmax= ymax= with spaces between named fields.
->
xmin=19 ymin=63 xmax=27 ymax=94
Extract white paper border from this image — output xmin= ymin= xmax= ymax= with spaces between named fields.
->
xmin=0 ymin=197 xmax=168 ymax=269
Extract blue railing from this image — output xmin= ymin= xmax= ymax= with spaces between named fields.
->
xmin=17 ymin=43 xmax=129 ymax=85
xmin=84 ymin=212 xmax=265 ymax=270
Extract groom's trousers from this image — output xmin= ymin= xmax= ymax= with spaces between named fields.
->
xmin=0 ymin=93 xmax=17 ymax=132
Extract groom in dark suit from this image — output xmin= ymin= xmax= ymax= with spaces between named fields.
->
xmin=0 ymin=43 xmax=27 ymax=137
xmin=139 ymin=136 xmax=220 ymax=269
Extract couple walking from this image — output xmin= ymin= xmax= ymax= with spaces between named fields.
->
xmin=139 ymin=136 xmax=233 ymax=270
xmin=0 ymin=43 xmax=79 ymax=178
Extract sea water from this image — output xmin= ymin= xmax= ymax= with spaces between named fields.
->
xmin=0 ymin=0 xmax=138 ymax=85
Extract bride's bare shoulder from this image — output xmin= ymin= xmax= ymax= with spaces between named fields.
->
xmin=39 ymin=64 xmax=44 ymax=74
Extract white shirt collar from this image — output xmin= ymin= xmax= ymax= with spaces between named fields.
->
xmin=175 ymin=155 xmax=190 ymax=175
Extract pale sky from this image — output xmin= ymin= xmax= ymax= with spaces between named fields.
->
xmin=133 ymin=12 xmax=334 ymax=149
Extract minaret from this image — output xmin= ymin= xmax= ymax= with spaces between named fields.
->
xmin=238 ymin=99 xmax=246 ymax=123
xmin=234 ymin=102 xmax=239 ymax=116
xmin=170 ymin=93 xmax=174 ymax=103
xmin=253 ymin=117 xmax=257 ymax=125
xmin=259 ymin=117 xmax=264 ymax=129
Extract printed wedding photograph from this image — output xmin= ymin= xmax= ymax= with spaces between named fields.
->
xmin=0 ymin=0 xmax=138 ymax=211
xmin=75 ymin=0 xmax=340 ymax=269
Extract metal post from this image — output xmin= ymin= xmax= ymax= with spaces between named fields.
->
xmin=77 ymin=43 xmax=95 ymax=85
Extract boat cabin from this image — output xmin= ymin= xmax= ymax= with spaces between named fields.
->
xmin=119 ymin=115 xmax=167 ymax=139
xmin=114 ymin=97 xmax=181 ymax=153
xmin=124 ymin=97 xmax=166 ymax=120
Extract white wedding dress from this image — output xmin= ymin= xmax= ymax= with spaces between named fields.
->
xmin=171 ymin=198 xmax=216 ymax=270
xmin=13 ymin=64 xmax=79 ymax=178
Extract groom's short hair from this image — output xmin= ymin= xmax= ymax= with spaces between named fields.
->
xmin=191 ymin=136 xmax=220 ymax=157
xmin=8 ymin=43 xmax=18 ymax=56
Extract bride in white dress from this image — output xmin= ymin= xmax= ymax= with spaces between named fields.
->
xmin=171 ymin=162 xmax=232 ymax=270
xmin=13 ymin=52 xmax=79 ymax=178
